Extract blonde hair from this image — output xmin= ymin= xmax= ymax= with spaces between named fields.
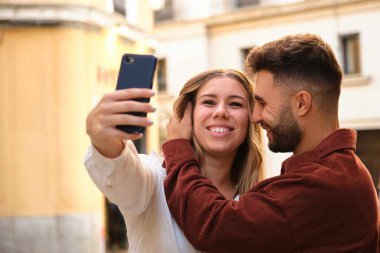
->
xmin=173 ymin=69 xmax=264 ymax=195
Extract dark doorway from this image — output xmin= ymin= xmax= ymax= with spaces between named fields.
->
xmin=356 ymin=129 xmax=380 ymax=196
xmin=105 ymin=198 xmax=128 ymax=251
xmin=105 ymin=136 xmax=146 ymax=251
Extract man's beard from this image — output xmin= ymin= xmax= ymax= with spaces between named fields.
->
xmin=265 ymin=103 xmax=302 ymax=153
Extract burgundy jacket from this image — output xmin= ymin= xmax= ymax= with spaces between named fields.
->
xmin=163 ymin=129 xmax=379 ymax=253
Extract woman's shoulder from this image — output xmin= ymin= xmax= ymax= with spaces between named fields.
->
xmin=139 ymin=150 xmax=163 ymax=164
xmin=138 ymin=151 xmax=166 ymax=177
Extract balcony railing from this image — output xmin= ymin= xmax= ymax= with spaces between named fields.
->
xmin=154 ymin=7 xmax=174 ymax=22
xmin=236 ymin=0 xmax=260 ymax=8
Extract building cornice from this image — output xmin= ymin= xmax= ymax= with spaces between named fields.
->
xmin=205 ymin=0 xmax=380 ymax=33
xmin=155 ymin=0 xmax=380 ymax=34
xmin=0 ymin=4 xmax=152 ymax=43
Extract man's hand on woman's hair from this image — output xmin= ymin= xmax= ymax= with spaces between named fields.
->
xmin=167 ymin=102 xmax=193 ymax=141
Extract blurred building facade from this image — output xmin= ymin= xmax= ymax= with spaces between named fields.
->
xmin=0 ymin=0 xmax=160 ymax=252
xmin=153 ymin=0 xmax=380 ymax=193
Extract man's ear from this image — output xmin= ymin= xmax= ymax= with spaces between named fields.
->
xmin=293 ymin=91 xmax=312 ymax=116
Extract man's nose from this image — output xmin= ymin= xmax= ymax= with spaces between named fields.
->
xmin=252 ymin=108 xmax=262 ymax=124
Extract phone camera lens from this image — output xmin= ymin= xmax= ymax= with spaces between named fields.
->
xmin=125 ymin=56 xmax=134 ymax=64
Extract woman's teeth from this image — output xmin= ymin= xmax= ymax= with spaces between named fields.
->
xmin=209 ymin=127 xmax=230 ymax=133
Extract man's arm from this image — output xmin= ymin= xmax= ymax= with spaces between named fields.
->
xmin=163 ymin=139 xmax=295 ymax=253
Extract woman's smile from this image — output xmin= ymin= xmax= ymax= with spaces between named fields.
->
xmin=207 ymin=125 xmax=234 ymax=136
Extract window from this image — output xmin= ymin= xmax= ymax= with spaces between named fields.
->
xmin=236 ymin=0 xmax=260 ymax=8
xmin=113 ymin=0 xmax=126 ymax=16
xmin=154 ymin=0 xmax=174 ymax=23
xmin=341 ymin=34 xmax=361 ymax=75
xmin=157 ymin=58 xmax=167 ymax=92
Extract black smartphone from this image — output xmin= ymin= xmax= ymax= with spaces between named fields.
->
xmin=115 ymin=53 xmax=157 ymax=134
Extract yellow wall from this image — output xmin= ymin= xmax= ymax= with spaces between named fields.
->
xmin=0 ymin=26 xmax=157 ymax=217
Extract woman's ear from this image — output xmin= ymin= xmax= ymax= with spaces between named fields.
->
xmin=293 ymin=91 xmax=312 ymax=116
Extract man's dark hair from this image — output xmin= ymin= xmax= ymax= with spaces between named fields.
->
xmin=245 ymin=34 xmax=343 ymax=111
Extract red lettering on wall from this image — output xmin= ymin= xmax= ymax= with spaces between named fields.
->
xmin=97 ymin=65 xmax=117 ymax=86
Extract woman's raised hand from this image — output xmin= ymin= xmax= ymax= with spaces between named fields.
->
xmin=86 ymin=88 xmax=155 ymax=158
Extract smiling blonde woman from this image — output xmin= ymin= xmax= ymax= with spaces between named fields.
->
xmin=84 ymin=69 xmax=264 ymax=253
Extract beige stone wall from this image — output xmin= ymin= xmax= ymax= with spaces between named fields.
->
xmin=0 ymin=24 xmax=158 ymax=252
xmin=0 ymin=25 xmax=158 ymax=211
xmin=0 ymin=1 xmax=158 ymax=251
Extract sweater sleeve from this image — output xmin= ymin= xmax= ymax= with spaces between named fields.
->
xmin=84 ymin=140 xmax=156 ymax=215
xmin=163 ymin=139 xmax=295 ymax=253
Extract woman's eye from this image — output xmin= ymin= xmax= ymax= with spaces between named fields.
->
xmin=229 ymin=102 xmax=243 ymax=107
xmin=202 ymin=100 xmax=215 ymax=106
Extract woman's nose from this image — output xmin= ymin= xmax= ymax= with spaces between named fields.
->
xmin=213 ymin=104 xmax=229 ymax=119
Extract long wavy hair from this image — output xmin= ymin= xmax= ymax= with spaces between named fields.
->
xmin=173 ymin=69 xmax=264 ymax=195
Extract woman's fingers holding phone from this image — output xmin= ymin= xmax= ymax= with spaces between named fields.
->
xmin=86 ymin=88 xmax=155 ymax=158
xmin=98 ymin=89 xmax=156 ymax=116
xmin=110 ymin=88 xmax=155 ymax=101
xmin=86 ymin=110 xmax=147 ymax=158
xmin=112 ymin=100 xmax=156 ymax=114
xmin=110 ymin=113 xmax=154 ymax=129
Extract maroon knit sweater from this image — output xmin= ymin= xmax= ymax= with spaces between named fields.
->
xmin=163 ymin=129 xmax=379 ymax=253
